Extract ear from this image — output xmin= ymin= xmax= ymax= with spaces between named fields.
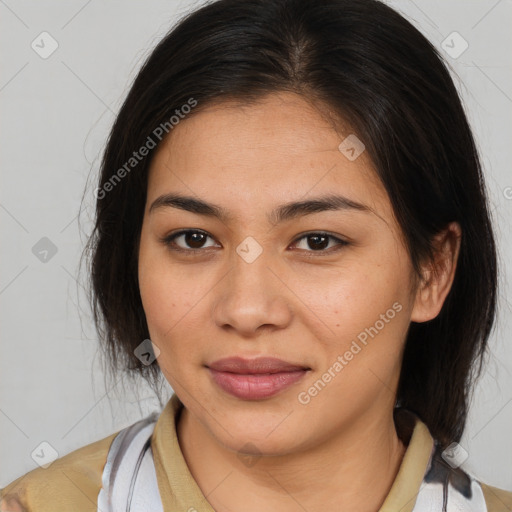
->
xmin=410 ymin=221 xmax=462 ymax=323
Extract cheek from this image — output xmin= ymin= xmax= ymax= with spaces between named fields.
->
xmin=138 ymin=248 xmax=214 ymax=361
xmin=139 ymin=270 xmax=193 ymax=340
xmin=139 ymin=239 xmax=179 ymax=340
xmin=297 ymin=263 xmax=395 ymax=329
xmin=298 ymin=269 xmax=407 ymax=413
xmin=138 ymin=266 xmax=194 ymax=382
xmin=299 ymin=257 xmax=411 ymax=364
xmin=138 ymin=235 xmax=187 ymax=326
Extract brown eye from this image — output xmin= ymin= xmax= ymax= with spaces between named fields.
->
xmin=291 ymin=232 xmax=348 ymax=253
xmin=161 ymin=229 xmax=219 ymax=252
xmin=306 ymin=234 xmax=329 ymax=250
xmin=181 ymin=231 xmax=208 ymax=249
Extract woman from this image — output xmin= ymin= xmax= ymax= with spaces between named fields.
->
xmin=1 ymin=0 xmax=510 ymax=510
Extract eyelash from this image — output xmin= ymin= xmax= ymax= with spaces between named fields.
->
xmin=159 ymin=229 xmax=349 ymax=257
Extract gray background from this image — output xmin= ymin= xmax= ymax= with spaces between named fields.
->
xmin=1 ymin=0 xmax=511 ymax=491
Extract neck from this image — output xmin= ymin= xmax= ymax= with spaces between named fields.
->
xmin=176 ymin=403 xmax=407 ymax=512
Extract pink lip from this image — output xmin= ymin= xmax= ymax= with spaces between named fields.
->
xmin=207 ymin=357 xmax=310 ymax=400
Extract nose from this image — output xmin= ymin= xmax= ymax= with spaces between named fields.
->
xmin=211 ymin=244 xmax=293 ymax=337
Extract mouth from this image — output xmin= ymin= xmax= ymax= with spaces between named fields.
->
xmin=206 ymin=356 xmax=311 ymax=400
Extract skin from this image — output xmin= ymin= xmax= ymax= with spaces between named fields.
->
xmin=138 ymin=91 xmax=461 ymax=512
xmin=0 ymin=496 xmax=25 ymax=512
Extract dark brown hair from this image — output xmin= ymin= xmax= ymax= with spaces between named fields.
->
xmin=81 ymin=0 xmax=498 ymax=447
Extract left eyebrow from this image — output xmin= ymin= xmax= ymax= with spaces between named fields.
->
xmin=148 ymin=192 xmax=378 ymax=224
xmin=269 ymin=194 xmax=376 ymax=224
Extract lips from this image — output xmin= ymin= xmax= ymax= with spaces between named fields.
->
xmin=208 ymin=356 xmax=309 ymax=374
xmin=206 ymin=356 xmax=310 ymax=400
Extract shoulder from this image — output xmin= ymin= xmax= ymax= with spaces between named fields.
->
xmin=479 ymin=481 xmax=512 ymax=512
xmin=419 ymin=438 xmax=511 ymax=512
xmin=0 ymin=430 xmax=120 ymax=512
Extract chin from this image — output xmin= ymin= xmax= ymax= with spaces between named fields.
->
xmin=228 ymin=430 xmax=303 ymax=458
xmin=207 ymin=413 xmax=307 ymax=454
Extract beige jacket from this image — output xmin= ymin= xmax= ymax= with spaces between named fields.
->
xmin=1 ymin=393 xmax=511 ymax=511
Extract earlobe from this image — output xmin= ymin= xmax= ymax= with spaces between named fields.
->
xmin=410 ymin=222 xmax=462 ymax=323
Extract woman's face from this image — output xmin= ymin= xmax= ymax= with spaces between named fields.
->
xmin=138 ymin=92 xmax=425 ymax=454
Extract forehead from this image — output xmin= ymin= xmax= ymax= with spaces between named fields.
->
xmin=146 ymin=92 xmax=391 ymax=221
